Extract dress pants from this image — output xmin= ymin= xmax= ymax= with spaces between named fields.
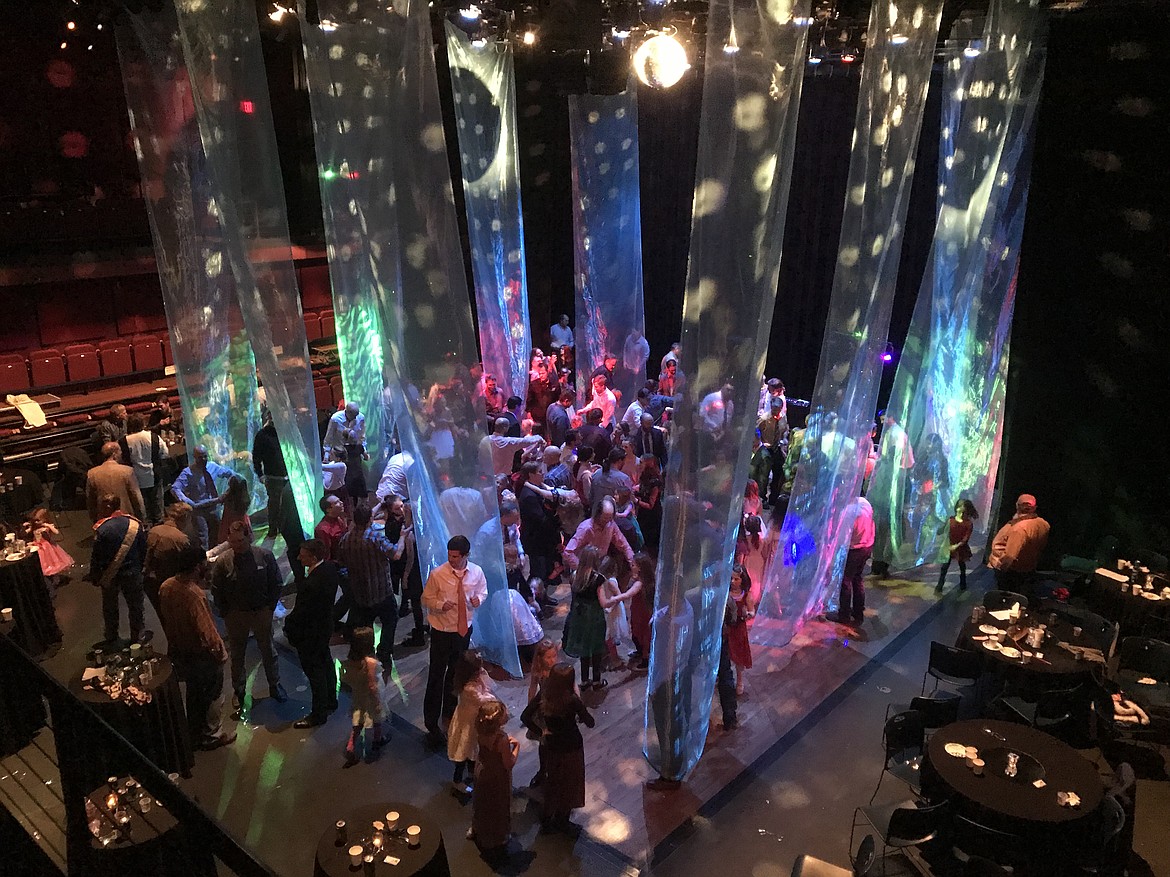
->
xmin=142 ymin=482 xmax=163 ymax=524
xmin=264 ymin=476 xmax=304 ymax=583
xmin=172 ymin=653 xmax=226 ymax=742
xmin=423 ymin=627 xmax=471 ymax=732
xmin=102 ymin=573 xmax=146 ymax=642
xmin=192 ymin=510 xmax=220 ymax=552
xmin=224 ymin=608 xmax=280 ymax=696
xmin=296 ymin=639 xmax=337 ymax=717
xmin=350 ymin=594 xmax=399 ymax=666
xmin=839 ymin=546 xmax=872 ymax=622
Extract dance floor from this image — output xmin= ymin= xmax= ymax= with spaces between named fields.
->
xmin=14 ymin=511 xmax=961 ymax=875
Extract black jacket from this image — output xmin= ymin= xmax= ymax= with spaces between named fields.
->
xmin=285 ymin=560 xmax=339 ymax=648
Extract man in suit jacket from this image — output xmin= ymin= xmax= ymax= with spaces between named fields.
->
xmin=631 ymin=413 xmax=668 ymax=468
xmin=86 ymin=442 xmax=146 ymax=523
xmin=90 ymin=493 xmax=149 ymax=645
xmin=285 ymin=539 xmax=339 ymax=728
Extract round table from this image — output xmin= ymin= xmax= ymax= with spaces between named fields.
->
xmin=1088 ymin=572 xmax=1170 ymax=639
xmin=0 ymin=549 xmax=62 ymax=659
xmin=84 ymin=776 xmax=214 ymax=876
xmin=0 ymin=619 xmax=47 ymax=756
xmin=314 ymin=803 xmax=450 ymax=877
xmin=957 ymin=610 xmax=1097 ymax=683
xmin=70 ymin=656 xmax=194 ymax=782
xmin=926 ymin=719 xmax=1104 ymax=826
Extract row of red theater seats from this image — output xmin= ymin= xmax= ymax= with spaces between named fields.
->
xmin=1 ymin=308 xmax=335 ymax=395
xmin=0 ymin=337 xmax=172 ymax=394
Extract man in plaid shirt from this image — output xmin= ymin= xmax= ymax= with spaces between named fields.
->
xmin=336 ymin=501 xmax=403 ymax=677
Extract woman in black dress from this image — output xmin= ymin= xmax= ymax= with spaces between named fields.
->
xmin=536 ymin=664 xmax=594 ymax=832
xmin=634 ymin=455 xmax=663 ymax=557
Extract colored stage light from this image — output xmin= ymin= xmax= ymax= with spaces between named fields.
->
xmin=632 ymin=34 xmax=689 ymax=89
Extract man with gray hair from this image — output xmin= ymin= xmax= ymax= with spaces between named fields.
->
xmin=479 ymin=417 xmax=543 ymax=476
xmin=172 ymin=445 xmax=232 ymax=550
xmin=322 ymin=400 xmax=369 ymax=502
xmin=86 ymin=441 xmax=145 ymax=523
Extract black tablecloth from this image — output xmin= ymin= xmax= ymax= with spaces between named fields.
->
xmin=956 ymin=609 xmax=1096 ymax=684
xmin=84 ymin=777 xmax=214 ymax=877
xmin=0 ymin=550 xmax=62 ymax=658
xmin=925 ymin=720 xmax=1104 ymax=825
xmin=0 ymin=620 xmax=47 ymax=756
xmin=315 ymin=803 xmax=450 ymax=877
xmin=1088 ymin=572 xmax=1170 ymax=639
xmin=71 ymin=657 xmax=194 ymax=781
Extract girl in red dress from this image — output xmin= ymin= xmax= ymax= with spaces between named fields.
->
xmin=936 ymin=499 xmax=978 ymax=594
xmin=727 ymin=565 xmax=755 ymax=695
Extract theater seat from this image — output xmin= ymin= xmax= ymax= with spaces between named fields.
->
xmin=303 ymin=312 xmax=322 ymax=341
xmin=29 ymin=348 xmax=66 ymax=387
xmin=0 ymin=354 xmax=30 ymax=392
xmin=320 ymin=309 xmax=335 ymax=338
xmin=56 ymin=413 xmax=92 ymax=426
xmin=162 ymin=335 xmax=173 ymax=366
xmin=131 ymin=335 xmax=164 ymax=372
xmin=126 ymin=401 xmax=154 ymax=414
xmin=313 ymin=380 xmax=332 ymax=412
xmin=98 ymin=339 xmax=134 ymax=376
xmin=329 ymin=375 xmax=345 ymax=408
xmin=64 ymin=344 xmax=101 ymax=382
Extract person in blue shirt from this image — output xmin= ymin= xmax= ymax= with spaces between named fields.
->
xmin=172 ymin=445 xmax=232 ymax=550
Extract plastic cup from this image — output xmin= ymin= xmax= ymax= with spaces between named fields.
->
xmin=406 ymin=825 xmax=421 ymax=848
xmin=348 ymin=844 xmax=364 ymax=867
xmin=385 ymin=811 xmax=399 ymax=830
xmin=1 ymin=607 xmax=12 ymax=622
xmin=1073 ymin=626 xmax=1082 ymax=638
xmin=972 ymin=759 xmax=985 ymax=776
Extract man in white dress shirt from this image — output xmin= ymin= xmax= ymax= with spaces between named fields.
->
xmin=479 ymin=417 xmax=543 ymax=476
xmin=577 ymin=374 xmax=617 ymax=428
xmin=322 ymin=402 xmax=369 ymax=501
xmin=377 ymin=450 xmax=414 ymax=502
xmin=420 ymin=535 xmax=488 ymax=746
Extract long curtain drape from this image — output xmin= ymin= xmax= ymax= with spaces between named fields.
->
xmin=298 ymin=2 xmax=400 ymax=497
xmin=871 ymin=0 xmax=1046 ymax=569
xmin=568 ymin=83 xmax=647 ymax=401
xmin=172 ymin=0 xmax=322 ymax=534
xmin=760 ymin=0 xmax=944 ymax=637
xmin=643 ymin=0 xmax=810 ymax=782
xmin=312 ymin=0 xmax=518 ymax=675
xmin=445 ymin=25 xmax=531 ymax=404
xmin=116 ymin=10 xmax=264 ymax=504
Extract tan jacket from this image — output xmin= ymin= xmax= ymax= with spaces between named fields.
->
xmin=86 ymin=459 xmax=146 ymax=522
xmin=988 ymin=513 xmax=1050 ymax=573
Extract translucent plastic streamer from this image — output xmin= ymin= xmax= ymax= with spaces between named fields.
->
xmin=643 ymin=0 xmax=810 ymax=781
xmin=171 ymin=0 xmax=322 ymax=534
xmin=116 ymin=11 xmax=265 ymax=505
xmin=760 ymin=0 xmax=943 ymax=636
xmin=445 ymin=25 xmax=531 ymax=403
xmin=306 ymin=0 xmax=517 ymax=675
xmin=568 ymin=84 xmax=647 ymax=400
xmin=872 ymin=0 xmax=1045 ymax=569
xmin=298 ymin=4 xmax=400 ymax=494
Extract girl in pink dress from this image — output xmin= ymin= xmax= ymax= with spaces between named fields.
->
xmin=23 ymin=509 xmax=74 ymax=594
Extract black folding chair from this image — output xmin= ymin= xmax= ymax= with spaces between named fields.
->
xmin=851 ymin=799 xmax=950 ymax=877
xmin=1117 ymin=636 xmax=1170 ymax=681
xmin=870 ymin=710 xmax=925 ymax=804
xmin=791 ymin=836 xmax=875 ymax=877
xmin=951 ymin=815 xmax=1029 ymax=872
xmin=922 ymin=641 xmax=983 ymax=696
xmin=1052 ymin=605 xmax=1118 ymax=657
xmin=983 ymin=590 xmax=1029 ymax=612
xmin=997 ymin=684 xmax=1088 ymax=742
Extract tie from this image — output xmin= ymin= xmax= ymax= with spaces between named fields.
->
xmin=455 ymin=570 xmax=469 ymax=637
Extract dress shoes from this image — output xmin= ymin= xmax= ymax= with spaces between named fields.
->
xmin=293 ymin=714 xmax=328 ymax=729
xmin=196 ymin=731 xmax=237 ymax=751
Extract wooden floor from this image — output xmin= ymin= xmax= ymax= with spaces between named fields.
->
xmin=384 ymin=565 xmax=952 ymax=865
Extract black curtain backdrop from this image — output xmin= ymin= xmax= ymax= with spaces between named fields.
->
xmin=1000 ymin=7 xmax=1170 ymax=562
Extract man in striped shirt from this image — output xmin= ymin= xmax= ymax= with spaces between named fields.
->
xmin=336 ymin=501 xmax=402 ymax=675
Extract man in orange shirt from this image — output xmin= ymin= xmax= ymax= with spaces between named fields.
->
xmin=988 ymin=494 xmax=1051 ymax=596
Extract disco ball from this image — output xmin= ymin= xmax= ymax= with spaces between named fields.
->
xmin=632 ymin=34 xmax=690 ymax=89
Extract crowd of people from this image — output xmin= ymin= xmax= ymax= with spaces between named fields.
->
xmin=0 ymin=312 xmax=1054 ymax=862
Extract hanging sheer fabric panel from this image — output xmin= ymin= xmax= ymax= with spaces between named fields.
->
xmin=870 ymin=0 xmax=1046 ymax=570
xmin=314 ymin=0 xmax=518 ymax=675
xmin=568 ymin=83 xmax=648 ymax=405
xmin=759 ymin=0 xmax=944 ymax=638
xmin=171 ymin=0 xmax=322 ymax=535
xmin=298 ymin=3 xmax=403 ymax=498
xmin=445 ymin=24 xmax=532 ymax=405
xmin=643 ymin=0 xmax=811 ymax=781
xmin=116 ymin=10 xmax=265 ymax=506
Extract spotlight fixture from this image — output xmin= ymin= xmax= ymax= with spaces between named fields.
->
xmin=963 ymin=46 xmax=981 ymax=57
xmin=890 ymin=33 xmax=908 ymax=44
xmin=632 ymin=33 xmax=689 ymax=89
xmin=460 ymin=4 xmax=481 ymax=21
xmin=67 ymin=20 xmax=76 ymax=30
xmin=724 ymin=20 xmax=740 ymax=54
xmin=522 ymin=31 xmax=536 ymax=45
xmin=842 ymin=52 xmax=856 ymax=62
xmin=471 ymin=36 xmax=488 ymax=47
xmin=268 ymin=4 xmax=288 ymax=23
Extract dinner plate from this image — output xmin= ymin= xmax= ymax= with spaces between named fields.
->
xmin=983 ymin=640 xmax=1002 ymax=652
xmin=944 ymin=742 xmax=968 ymax=758
xmin=1136 ymin=677 xmax=1158 ymax=685
xmin=1141 ymin=592 xmax=1161 ymax=601
xmin=999 ymin=646 xmax=1021 ymax=659
xmin=978 ymin=624 xmax=1000 ymax=635
xmin=3 ymin=553 xmax=21 ymax=562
